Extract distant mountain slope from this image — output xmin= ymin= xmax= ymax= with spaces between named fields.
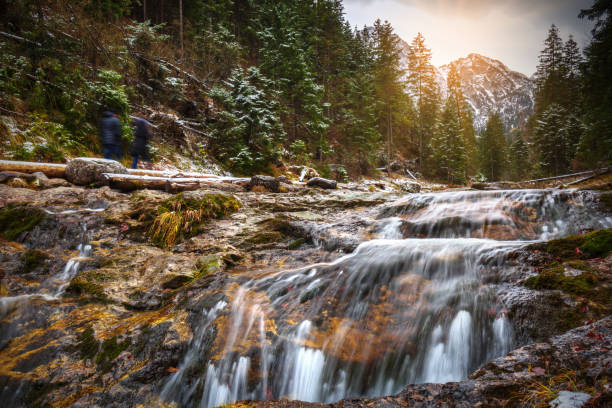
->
xmin=437 ymin=54 xmax=535 ymax=131
xmin=398 ymin=39 xmax=535 ymax=132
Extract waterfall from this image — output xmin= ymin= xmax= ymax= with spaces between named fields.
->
xmin=159 ymin=189 xmax=611 ymax=407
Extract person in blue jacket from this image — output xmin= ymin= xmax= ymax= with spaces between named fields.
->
xmin=99 ymin=109 xmax=122 ymax=160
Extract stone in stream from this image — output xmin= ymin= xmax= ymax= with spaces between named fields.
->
xmin=400 ymin=181 xmax=421 ymax=193
xmin=306 ymin=177 xmax=337 ymax=189
xmin=65 ymin=157 xmax=127 ymax=186
xmin=247 ymin=175 xmax=281 ymax=193
xmin=550 ymin=391 xmax=592 ymax=408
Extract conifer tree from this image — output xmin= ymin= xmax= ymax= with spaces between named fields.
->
xmin=371 ymin=19 xmax=406 ymax=164
xmin=534 ymin=104 xmax=572 ymax=176
xmin=430 ymin=98 xmax=466 ymax=184
xmin=534 ymin=24 xmax=565 ymax=111
xmin=479 ymin=113 xmax=507 ymax=181
xmin=508 ymin=130 xmax=531 ymax=181
xmin=446 ymin=63 xmax=478 ymax=178
xmin=407 ymin=32 xmax=440 ymax=173
xmin=577 ymin=0 xmax=612 ymax=166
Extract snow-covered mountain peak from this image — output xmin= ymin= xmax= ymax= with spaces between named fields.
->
xmin=436 ymin=53 xmax=535 ymax=131
xmin=398 ymin=40 xmax=535 ymax=132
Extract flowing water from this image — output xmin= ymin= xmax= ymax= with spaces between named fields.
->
xmin=159 ymin=189 xmax=611 ymax=406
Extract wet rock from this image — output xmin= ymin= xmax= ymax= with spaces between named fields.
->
xmin=44 ymin=178 xmax=73 ymax=188
xmin=307 ymin=177 xmax=337 ymax=189
xmin=550 ymin=391 xmax=591 ymax=408
xmin=247 ymin=175 xmax=280 ymax=193
xmin=400 ymin=181 xmax=421 ymax=193
xmin=65 ymin=158 xmax=127 ymax=186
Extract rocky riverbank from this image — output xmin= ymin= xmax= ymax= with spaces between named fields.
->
xmin=0 ymin=166 xmax=611 ymax=407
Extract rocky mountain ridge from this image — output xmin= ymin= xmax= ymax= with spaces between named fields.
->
xmin=399 ymin=38 xmax=535 ymax=132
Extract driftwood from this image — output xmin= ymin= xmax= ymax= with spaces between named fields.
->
xmin=0 ymin=160 xmax=67 ymax=178
xmin=521 ymin=168 xmax=610 ymax=184
xmin=0 ymin=160 xmax=227 ymax=181
xmin=128 ymin=169 xmax=219 ymax=179
xmin=565 ymin=167 xmax=612 ymax=186
xmin=104 ymin=173 xmax=249 ymax=193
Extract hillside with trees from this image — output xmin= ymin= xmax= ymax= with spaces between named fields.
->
xmin=0 ymin=0 xmax=610 ymax=183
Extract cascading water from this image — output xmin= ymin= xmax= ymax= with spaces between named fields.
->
xmin=161 ymin=189 xmax=612 ymax=407
xmin=0 ymin=222 xmax=91 ymax=338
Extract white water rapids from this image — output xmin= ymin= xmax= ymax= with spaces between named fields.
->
xmin=161 ymin=189 xmax=610 ymax=406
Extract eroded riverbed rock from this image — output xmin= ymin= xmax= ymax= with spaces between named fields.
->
xmin=65 ymin=158 xmax=127 ymax=186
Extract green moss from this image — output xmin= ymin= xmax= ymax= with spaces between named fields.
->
xmin=77 ymin=327 xmax=99 ymax=360
xmin=193 ymin=255 xmax=223 ymax=280
xmin=580 ymin=229 xmax=612 ymax=258
xmin=95 ymin=335 xmax=131 ymax=372
xmin=287 ymin=238 xmax=305 ymax=250
xmin=20 ymin=249 xmax=49 ymax=273
xmin=600 ymin=192 xmax=612 ymax=211
xmin=245 ymin=231 xmax=283 ymax=245
xmin=524 ymin=265 xmax=598 ymax=297
xmin=148 ymin=192 xmax=241 ymax=248
xmin=542 ymin=235 xmax=586 ymax=259
xmin=66 ymin=276 xmax=109 ymax=303
xmin=0 ymin=205 xmax=45 ymax=241
xmin=538 ymin=228 xmax=612 ymax=260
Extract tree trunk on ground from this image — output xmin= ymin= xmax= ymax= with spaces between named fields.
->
xmin=0 ymin=160 xmax=66 ymax=178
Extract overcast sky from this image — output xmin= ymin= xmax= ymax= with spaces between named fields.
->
xmin=342 ymin=0 xmax=595 ymax=75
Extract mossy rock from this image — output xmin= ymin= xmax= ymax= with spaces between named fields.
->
xmin=287 ymin=238 xmax=306 ymax=250
xmin=148 ymin=192 xmax=241 ymax=248
xmin=193 ymin=255 xmax=224 ymax=280
xmin=538 ymin=228 xmax=612 ymax=260
xmin=0 ymin=205 xmax=46 ymax=241
xmin=66 ymin=276 xmax=109 ymax=303
xmin=20 ymin=249 xmax=50 ymax=274
xmin=580 ymin=229 xmax=612 ymax=258
xmin=600 ymin=192 xmax=612 ymax=211
xmin=95 ymin=335 xmax=131 ymax=372
xmin=77 ymin=326 xmax=99 ymax=360
xmin=524 ymin=266 xmax=597 ymax=296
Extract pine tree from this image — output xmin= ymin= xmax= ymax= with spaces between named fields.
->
xmin=371 ymin=19 xmax=406 ymax=165
xmin=208 ymin=66 xmax=285 ymax=174
xmin=256 ymin=3 xmax=329 ymax=155
xmin=407 ymin=32 xmax=440 ymax=174
xmin=508 ymin=130 xmax=531 ymax=181
xmin=534 ymin=24 xmax=565 ymax=111
xmin=479 ymin=113 xmax=507 ymax=181
xmin=534 ymin=104 xmax=572 ymax=176
xmin=577 ymin=0 xmax=612 ymax=166
xmin=430 ymin=98 xmax=466 ymax=184
xmin=446 ymin=63 xmax=478 ymax=178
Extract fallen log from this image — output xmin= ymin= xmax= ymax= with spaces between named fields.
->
xmin=520 ymin=168 xmax=609 ymax=184
xmin=128 ymin=168 xmax=220 ymax=179
xmin=0 ymin=160 xmax=66 ymax=178
xmin=565 ymin=167 xmax=612 ymax=186
xmin=103 ymin=173 xmax=249 ymax=192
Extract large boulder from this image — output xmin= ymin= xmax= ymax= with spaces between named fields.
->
xmin=306 ymin=177 xmax=337 ymax=189
xmin=247 ymin=175 xmax=280 ymax=193
xmin=65 ymin=158 xmax=127 ymax=186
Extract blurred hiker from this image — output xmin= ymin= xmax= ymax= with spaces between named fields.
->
xmin=131 ymin=117 xmax=152 ymax=169
xmin=99 ymin=108 xmax=122 ymax=160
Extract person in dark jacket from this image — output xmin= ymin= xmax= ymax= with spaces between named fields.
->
xmin=131 ymin=117 xmax=152 ymax=169
xmin=99 ymin=109 xmax=122 ymax=160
